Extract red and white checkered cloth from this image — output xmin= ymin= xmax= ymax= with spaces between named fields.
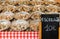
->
xmin=0 ymin=32 xmax=38 ymax=39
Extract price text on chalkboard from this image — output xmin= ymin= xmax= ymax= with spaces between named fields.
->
xmin=41 ymin=14 xmax=59 ymax=39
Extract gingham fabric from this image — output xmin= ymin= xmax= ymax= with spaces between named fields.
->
xmin=0 ymin=32 xmax=38 ymax=39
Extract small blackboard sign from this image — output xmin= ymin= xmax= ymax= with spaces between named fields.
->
xmin=41 ymin=14 xmax=59 ymax=39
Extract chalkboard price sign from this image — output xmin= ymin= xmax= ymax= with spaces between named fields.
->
xmin=41 ymin=14 xmax=59 ymax=39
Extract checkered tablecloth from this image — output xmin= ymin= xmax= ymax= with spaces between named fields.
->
xmin=0 ymin=32 xmax=38 ymax=39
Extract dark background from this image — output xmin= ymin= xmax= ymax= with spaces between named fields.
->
xmin=41 ymin=14 xmax=59 ymax=39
